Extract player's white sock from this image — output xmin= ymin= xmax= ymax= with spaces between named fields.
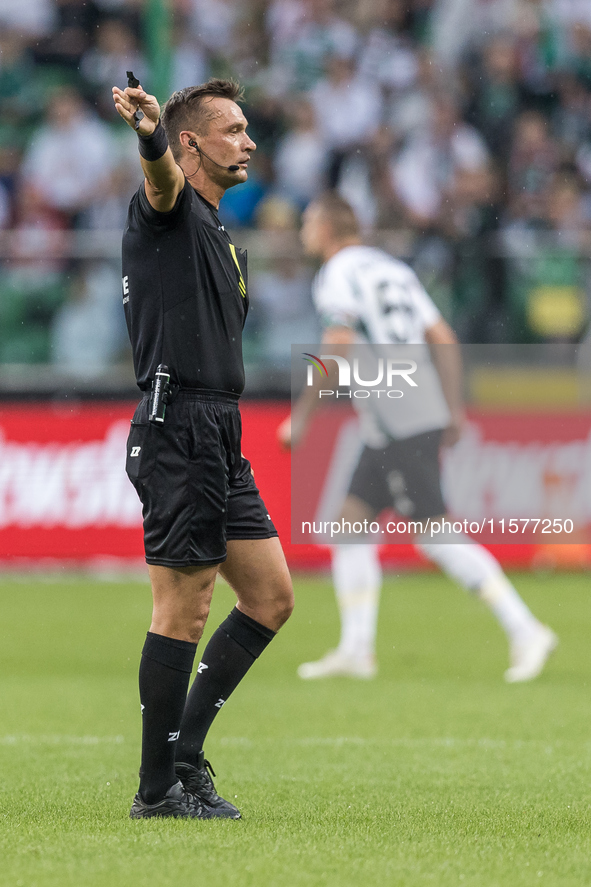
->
xmin=476 ymin=571 xmax=541 ymax=644
xmin=415 ymin=532 xmax=539 ymax=644
xmin=332 ymin=544 xmax=382 ymax=659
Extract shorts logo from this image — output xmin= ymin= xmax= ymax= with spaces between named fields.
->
xmin=214 ymin=698 xmax=226 ymax=709
xmin=197 ymin=662 xmax=208 ymax=674
xmin=130 ymin=446 xmax=141 ymax=457
xmin=168 ymin=731 xmax=180 ymax=742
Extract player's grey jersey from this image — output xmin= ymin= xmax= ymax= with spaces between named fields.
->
xmin=313 ymin=245 xmax=450 ymax=443
xmin=313 ymin=245 xmax=440 ymax=345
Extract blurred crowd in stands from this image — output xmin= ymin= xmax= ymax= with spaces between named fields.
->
xmin=2 ymin=0 xmax=591 ymax=377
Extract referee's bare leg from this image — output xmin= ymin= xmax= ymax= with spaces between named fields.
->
xmin=221 ymin=536 xmax=294 ymax=630
xmin=148 ymin=537 xmax=292 ymax=640
xmin=139 ymin=537 xmax=293 ymax=811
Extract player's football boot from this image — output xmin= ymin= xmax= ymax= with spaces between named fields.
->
xmin=505 ymin=625 xmax=558 ymax=683
xmin=297 ymin=649 xmax=377 ymax=680
xmin=129 ymin=779 xmax=218 ymax=819
xmin=176 ymin=752 xmax=241 ymax=819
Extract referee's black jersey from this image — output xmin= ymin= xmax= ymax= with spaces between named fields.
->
xmin=122 ymin=178 xmax=249 ymax=395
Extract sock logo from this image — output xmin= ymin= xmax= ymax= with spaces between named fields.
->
xmin=214 ymin=698 xmax=226 ymax=709
xmin=140 ymin=704 xmax=145 ymax=712
xmin=197 ymin=662 xmax=208 ymax=674
xmin=168 ymin=731 xmax=180 ymax=742
xmin=130 ymin=446 xmax=141 ymax=457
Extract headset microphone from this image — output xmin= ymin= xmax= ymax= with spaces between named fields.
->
xmin=188 ymin=140 xmax=240 ymax=172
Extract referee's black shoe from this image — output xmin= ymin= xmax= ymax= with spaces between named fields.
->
xmin=129 ymin=780 xmax=218 ymax=819
xmin=176 ymin=752 xmax=241 ymax=819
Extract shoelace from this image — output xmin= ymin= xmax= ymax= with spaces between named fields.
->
xmin=188 ymin=795 xmax=207 ymax=815
xmin=203 ymin=758 xmax=216 ymax=779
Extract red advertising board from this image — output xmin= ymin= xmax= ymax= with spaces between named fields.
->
xmin=0 ymin=400 xmax=308 ymax=568
xmin=0 ymin=402 xmax=144 ymax=564
xmin=0 ymin=401 xmax=588 ymax=569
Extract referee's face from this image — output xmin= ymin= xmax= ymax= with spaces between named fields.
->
xmin=196 ymin=97 xmax=256 ymax=186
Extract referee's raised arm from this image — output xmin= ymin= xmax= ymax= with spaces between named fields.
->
xmin=112 ymin=81 xmax=184 ymax=213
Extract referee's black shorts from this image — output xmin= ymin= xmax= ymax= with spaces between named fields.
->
xmin=125 ymin=391 xmax=278 ymax=567
xmin=348 ymin=429 xmax=445 ymax=521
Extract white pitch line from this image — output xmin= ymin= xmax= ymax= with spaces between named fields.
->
xmin=218 ymin=736 xmax=590 ymax=752
xmin=0 ymin=734 xmax=125 ymax=745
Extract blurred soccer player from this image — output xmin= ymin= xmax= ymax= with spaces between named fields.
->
xmin=279 ymin=192 xmax=556 ymax=683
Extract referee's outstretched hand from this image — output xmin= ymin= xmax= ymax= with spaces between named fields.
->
xmin=112 ymin=83 xmax=160 ymax=136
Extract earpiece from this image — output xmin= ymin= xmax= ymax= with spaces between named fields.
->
xmin=187 ymin=139 xmax=240 ymax=172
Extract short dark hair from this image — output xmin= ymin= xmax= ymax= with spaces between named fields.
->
xmin=313 ymin=191 xmax=360 ymax=238
xmin=161 ymin=79 xmax=244 ymax=160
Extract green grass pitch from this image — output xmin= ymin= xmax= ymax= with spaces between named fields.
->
xmin=0 ymin=569 xmax=589 ymax=887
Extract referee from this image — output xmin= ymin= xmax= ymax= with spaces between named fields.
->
xmin=112 ymin=78 xmax=293 ymax=819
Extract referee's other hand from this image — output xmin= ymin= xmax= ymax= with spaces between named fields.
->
xmin=277 ymin=416 xmax=292 ymax=450
xmin=112 ymin=83 xmax=160 ymax=136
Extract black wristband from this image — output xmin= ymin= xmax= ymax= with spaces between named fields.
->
xmin=138 ymin=120 xmax=169 ymax=162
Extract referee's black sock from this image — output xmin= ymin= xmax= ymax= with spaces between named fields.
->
xmin=138 ymin=632 xmax=196 ymax=805
xmin=176 ymin=607 xmax=275 ymax=767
